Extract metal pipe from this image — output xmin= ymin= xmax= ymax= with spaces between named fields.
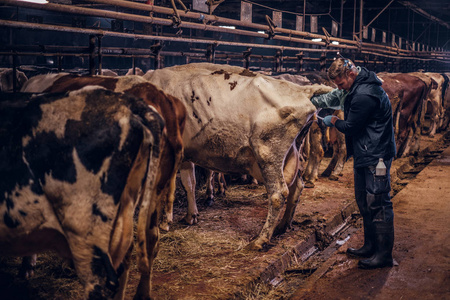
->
xmin=303 ymin=0 xmax=306 ymax=33
xmin=89 ymin=35 xmax=96 ymax=75
xmin=0 ymin=20 xmax=336 ymax=53
xmin=340 ymin=0 xmax=343 ymax=38
xmin=97 ymin=35 xmax=102 ymax=75
xmin=83 ymin=0 xmax=359 ymax=45
xmin=365 ymin=0 xmax=395 ymax=28
xmin=353 ymin=0 xmax=356 ymax=39
xmin=0 ymin=0 xmax=447 ymax=63
xmin=359 ymin=0 xmax=363 ymax=41
xmin=1 ymin=0 xmax=433 ymax=57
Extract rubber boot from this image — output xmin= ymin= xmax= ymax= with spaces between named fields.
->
xmin=358 ymin=223 xmax=394 ymax=269
xmin=346 ymin=223 xmax=375 ymax=258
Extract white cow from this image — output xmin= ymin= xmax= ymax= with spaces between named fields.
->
xmin=144 ymin=63 xmax=332 ymax=250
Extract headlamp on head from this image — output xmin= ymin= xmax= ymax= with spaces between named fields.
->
xmin=343 ymin=59 xmax=353 ymax=70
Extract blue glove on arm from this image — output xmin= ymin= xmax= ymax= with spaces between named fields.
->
xmin=323 ymin=115 xmax=334 ymax=127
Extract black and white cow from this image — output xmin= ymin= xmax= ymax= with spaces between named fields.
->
xmin=0 ymin=87 xmax=165 ymax=299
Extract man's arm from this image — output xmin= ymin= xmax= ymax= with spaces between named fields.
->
xmin=310 ymin=88 xmax=346 ymax=110
xmin=334 ymin=94 xmax=378 ymax=136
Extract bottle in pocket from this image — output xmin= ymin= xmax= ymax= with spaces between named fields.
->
xmin=375 ymin=158 xmax=386 ymax=176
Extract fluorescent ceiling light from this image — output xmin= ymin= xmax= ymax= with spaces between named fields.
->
xmin=312 ymin=38 xmax=322 ymax=42
xmin=219 ymin=26 xmax=235 ymax=29
xmin=17 ymin=0 xmax=48 ymax=3
xmin=257 ymin=31 xmax=265 ymax=34
xmin=331 ymin=41 xmax=339 ymax=45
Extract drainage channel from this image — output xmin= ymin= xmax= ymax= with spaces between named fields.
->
xmin=238 ymin=131 xmax=450 ymax=300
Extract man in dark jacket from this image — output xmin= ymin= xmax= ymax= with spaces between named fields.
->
xmin=310 ymin=57 xmax=396 ymax=269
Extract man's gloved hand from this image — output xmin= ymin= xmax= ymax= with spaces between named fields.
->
xmin=323 ymin=115 xmax=335 ymax=127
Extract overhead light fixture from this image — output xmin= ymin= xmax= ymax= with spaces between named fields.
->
xmin=18 ymin=0 xmax=48 ymax=3
xmin=219 ymin=26 xmax=235 ymax=29
xmin=331 ymin=41 xmax=339 ymax=45
xmin=312 ymin=38 xmax=322 ymax=42
xmin=257 ymin=31 xmax=265 ymax=34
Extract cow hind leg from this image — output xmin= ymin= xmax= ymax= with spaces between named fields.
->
xmin=19 ymin=255 xmax=37 ymax=279
xmin=159 ymin=174 xmax=177 ymax=232
xmin=180 ymin=161 xmax=199 ymax=225
xmin=245 ymin=147 xmax=291 ymax=250
xmin=205 ymin=169 xmax=215 ymax=207
xmin=303 ymin=124 xmax=324 ymax=188
xmin=245 ymin=188 xmax=286 ymax=251
xmin=135 ymin=208 xmax=160 ymax=300
xmin=216 ymin=173 xmax=227 ymax=196
xmin=321 ymin=152 xmax=338 ymax=178
xmin=113 ymin=244 xmax=133 ymax=300
xmin=274 ymin=172 xmax=304 ymax=236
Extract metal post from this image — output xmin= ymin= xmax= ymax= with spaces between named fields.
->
xmin=353 ymin=0 xmax=356 ymax=39
xmin=296 ymin=51 xmax=304 ymax=72
xmin=359 ymin=0 xmax=363 ymax=42
xmin=12 ymin=54 xmax=17 ymax=92
xmin=303 ymin=0 xmax=306 ymax=33
xmin=97 ymin=35 xmax=102 ymax=75
xmin=243 ymin=47 xmax=252 ymax=69
xmin=274 ymin=49 xmax=283 ymax=73
xmin=58 ymin=55 xmax=62 ymax=72
xmin=151 ymin=42 xmax=162 ymax=69
xmin=319 ymin=52 xmax=327 ymax=72
xmin=340 ymin=0 xmax=344 ymax=38
xmin=89 ymin=35 xmax=96 ymax=75
xmin=206 ymin=43 xmax=216 ymax=63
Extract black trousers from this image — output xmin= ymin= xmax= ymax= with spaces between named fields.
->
xmin=354 ymin=159 xmax=394 ymax=229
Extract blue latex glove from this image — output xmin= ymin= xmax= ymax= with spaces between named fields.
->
xmin=323 ymin=115 xmax=334 ymax=127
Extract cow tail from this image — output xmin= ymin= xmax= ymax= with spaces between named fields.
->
xmin=136 ymin=115 xmax=164 ymax=273
xmin=418 ymin=78 xmax=429 ymax=134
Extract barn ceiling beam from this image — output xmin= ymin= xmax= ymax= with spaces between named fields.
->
xmin=0 ymin=19 xmax=336 ymax=53
xmin=398 ymin=0 xmax=450 ymax=29
xmin=83 ymin=0 xmax=358 ymax=46
xmin=0 ymin=0 xmax=338 ymax=48
xmin=0 ymin=0 xmax=448 ymax=62
xmin=365 ymin=0 xmax=395 ymax=29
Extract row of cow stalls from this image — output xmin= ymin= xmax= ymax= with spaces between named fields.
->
xmin=1 ymin=0 xmax=450 ymax=91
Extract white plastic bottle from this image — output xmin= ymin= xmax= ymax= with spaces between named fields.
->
xmin=375 ymin=158 xmax=386 ymax=176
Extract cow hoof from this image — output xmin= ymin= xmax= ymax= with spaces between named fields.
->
xmin=215 ymin=191 xmax=226 ymax=197
xmin=328 ymin=175 xmax=339 ymax=181
xmin=183 ymin=214 xmax=199 ymax=225
xmin=273 ymin=224 xmax=288 ymax=236
xmin=304 ymin=181 xmax=315 ymax=188
xmin=244 ymin=241 xmax=263 ymax=251
xmin=204 ymin=197 xmax=214 ymax=207
xmin=159 ymin=222 xmax=171 ymax=232
xmin=321 ymin=171 xmax=331 ymax=177
xmin=19 ymin=255 xmax=37 ymax=279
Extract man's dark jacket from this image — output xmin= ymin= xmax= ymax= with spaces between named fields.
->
xmin=334 ymin=67 xmax=396 ymax=168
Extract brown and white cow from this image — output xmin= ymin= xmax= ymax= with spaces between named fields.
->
xmin=0 ymin=68 xmax=28 ymax=92
xmin=405 ymin=72 xmax=439 ymax=137
xmin=377 ymin=73 xmax=428 ymax=157
xmin=0 ymin=87 xmax=165 ymax=299
xmin=441 ymin=73 xmax=450 ymax=131
xmin=423 ymin=72 xmax=446 ymax=137
xmin=21 ymin=73 xmax=186 ymax=232
xmin=144 ymin=62 xmax=333 ymax=250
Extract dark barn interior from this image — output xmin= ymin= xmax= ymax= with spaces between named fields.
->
xmin=1 ymin=0 xmax=449 ymax=77
xmin=0 ymin=1 xmax=450 ymax=300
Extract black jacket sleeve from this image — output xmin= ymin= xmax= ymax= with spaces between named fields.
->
xmin=334 ymin=94 xmax=378 ymax=136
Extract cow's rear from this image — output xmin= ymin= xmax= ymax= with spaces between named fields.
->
xmin=0 ymin=87 xmax=165 ymax=299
